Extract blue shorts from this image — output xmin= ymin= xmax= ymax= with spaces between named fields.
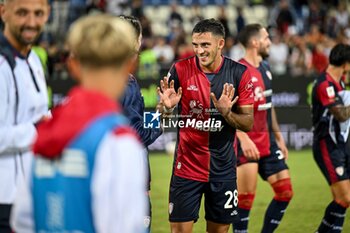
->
xmin=313 ymin=137 xmax=350 ymax=185
xmin=237 ymin=143 xmax=289 ymax=180
xmin=169 ymin=175 xmax=239 ymax=224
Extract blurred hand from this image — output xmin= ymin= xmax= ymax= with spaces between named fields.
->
xmin=238 ymin=132 xmax=260 ymax=161
xmin=276 ymin=138 xmax=288 ymax=160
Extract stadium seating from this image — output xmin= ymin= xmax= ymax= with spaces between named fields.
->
xmin=143 ymin=3 xmax=268 ymax=36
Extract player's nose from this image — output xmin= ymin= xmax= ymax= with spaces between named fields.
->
xmin=197 ymin=46 xmax=205 ymax=54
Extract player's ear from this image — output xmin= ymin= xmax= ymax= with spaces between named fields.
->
xmin=343 ymin=62 xmax=350 ymax=71
xmin=250 ymin=38 xmax=258 ymax=48
xmin=1 ymin=3 xmax=8 ymax=23
xmin=66 ymin=53 xmax=82 ymax=82
xmin=218 ymin=38 xmax=225 ymax=50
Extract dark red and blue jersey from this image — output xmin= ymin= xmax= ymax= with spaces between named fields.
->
xmin=312 ymin=72 xmax=345 ymax=143
xmin=239 ymin=59 xmax=271 ymax=157
xmin=258 ymin=61 xmax=284 ymax=155
xmin=168 ymin=56 xmax=253 ymax=182
xmin=258 ymin=61 xmax=282 ymax=152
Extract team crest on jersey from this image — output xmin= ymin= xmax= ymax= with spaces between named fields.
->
xmin=189 ymin=100 xmax=204 ymax=119
xmin=245 ymin=80 xmax=254 ymax=91
xmin=169 ymin=202 xmax=174 ymax=215
xmin=266 ymin=70 xmax=272 ymax=80
xmin=177 ymin=162 xmax=182 ymax=170
xmin=254 ymin=86 xmax=264 ymax=101
xmin=335 ymin=166 xmax=344 ymax=176
xmin=251 ymin=77 xmax=258 ymax=82
xmin=189 ymin=100 xmax=196 ymax=109
xmin=326 ymin=86 xmax=335 ymax=98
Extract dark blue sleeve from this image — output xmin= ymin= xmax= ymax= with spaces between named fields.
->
xmin=121 ymin=78 xmax=162 ymax=147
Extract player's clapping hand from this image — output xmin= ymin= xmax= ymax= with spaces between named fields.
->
xmin=210 ymin=83 xmax=239 ymax=117
xmin=157 ymin=76 xmax=182 ymax=109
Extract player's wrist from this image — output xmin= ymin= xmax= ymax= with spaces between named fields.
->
xmin=222 ymin=110 xmax=232 ymax=121
xmin=163 ymin=105 xmax=175 ymax=114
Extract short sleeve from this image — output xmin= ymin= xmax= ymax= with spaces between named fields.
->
xmin=237 ymin=69 xmax=254 ymax=106
xmin=316 ymin=81 xmax=342 ymax=107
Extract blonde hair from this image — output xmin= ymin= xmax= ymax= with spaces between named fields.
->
xmin=66 ymin=14 xmax=136 ymax=68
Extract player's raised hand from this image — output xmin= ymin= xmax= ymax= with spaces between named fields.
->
xmin=157 ymin=76 xmax=182 ymax=109
xmin=210 ymin=83 xmax=239 ymax=117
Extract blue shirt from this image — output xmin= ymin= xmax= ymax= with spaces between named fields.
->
xmin=120 ymin=74 xmax=162 ymax=189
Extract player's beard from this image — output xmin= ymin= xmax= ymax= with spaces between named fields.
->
xmin=198 ymin=52 xmax=212 ymax=67
xmin=259 ymin=46 xmax=269 ymax=59
xmin=200 ymin=48 xmax=220 ymax=70
xmin=12 ymin=26 xmax=42 ymax=46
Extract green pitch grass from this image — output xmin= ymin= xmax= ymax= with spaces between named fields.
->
xmin=150 ymin=150 xmax=350 ymax=233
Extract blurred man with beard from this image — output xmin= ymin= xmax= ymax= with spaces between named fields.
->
xmin=0 ymin=0 xmax=50 ymax=232
xmin=234 ymin=24 xmax=293 ymax=233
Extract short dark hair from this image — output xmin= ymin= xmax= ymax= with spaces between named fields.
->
xmin=119 ymin=15 xmax=142 ymax=38
xmin=238 ymin=24 xmax=263 ymax=47
xmin=329 ymin=43 xmax=350 ymax=67
xmin=192 ymin=18 xmax=225 ymax=38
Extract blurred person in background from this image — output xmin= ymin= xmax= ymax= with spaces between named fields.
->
xmin=311 ymin=43 xmax=328 ymax=75
xmin=268 ymin=30 xmax=288 ymax=76
xmin=66 ymin=0 xmax=88 ymax=30
xmin=234 ymin=24 xmax=293 ymax=233
xmin=0 ymin=0 xmax=50 ymax=232
xmin=106 ymin=0 xmax=129 ymax=16
xmin=189 ymin=4 xmax=204 ymax=26
xmin=235 ymin=6 xmax=245 ymax=34
xmin=131 ymin=0 xmax=143 ymax=19
xmin=312 ymin=43 xmax=350 ymax=233
xmin=153 ymin=35 xmax=175 ymax=68
xmin=168 ymin=2 xmax=183 ymax=30
xmin=229 ymin=36 xmax=245 ymax=62
xmin=307 ymin=0 xmax=327 ymax=33
xmin=275 ymin=0 xmax=296 ymax=35
xmin=289 ymin=35 xmax=313 ymax=77
xmin=334 ymin=0 xmax=349 ymax=30
xmin=218 ymin=6 xmax=231 ymax=39
xmin=269 ymin=0 xmax=297 ymax=35
xmin=138 ymin=37 xmax=159 ymax=80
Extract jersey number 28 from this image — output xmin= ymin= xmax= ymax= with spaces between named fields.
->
xmin=224 ymin=189 xmax=238 ymax=209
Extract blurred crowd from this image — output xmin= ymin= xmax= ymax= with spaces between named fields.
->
xmin=2 ymin=0 xmax=349 ymax=81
